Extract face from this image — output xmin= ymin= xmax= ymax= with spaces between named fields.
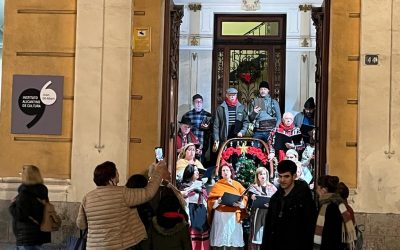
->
xmin=184 ymin=145 xmax=196 ymax=160
xmin=226 ymin=93 xmax=237 ymax=102
xmin=221 ymin=165 xmax=232 ymax=180
xmin=193 ymin=98 xmax=203 ymax=112
xmin=258 ymin=170 xmax=267 ymax=184
xmin=192 ymin=167 xmax=200 ymax=180
xmin=304 ymin=108 xmax=315 ymax=118
xmin=286 ymin=153 xmax=297 ymax=162
xmin=180 ymin=123 xmax=191 ymax=135
xmin=112 ymin=170 xmax=120 ymax=185
xmin=278 ymin=171 xmax=296 ymax=191
xmin=259 ymin=87 xmax=269 ymax=97
xmin=316 ymin=185 xmax=327 ymax=196
xmin=283 ymin=115 xmax=293 ymax=126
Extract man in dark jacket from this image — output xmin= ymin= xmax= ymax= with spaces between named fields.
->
xmin=212 ymin=87 xmax=249 ymax=151
xmin=261 ymin=160 xmax=316 ymax=250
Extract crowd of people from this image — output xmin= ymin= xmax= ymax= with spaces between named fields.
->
xmin=8 ymin=81 xmax=358 ymax=250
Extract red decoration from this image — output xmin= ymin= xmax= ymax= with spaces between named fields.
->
xmin=222 ymin=146 xmax=268 ymax=165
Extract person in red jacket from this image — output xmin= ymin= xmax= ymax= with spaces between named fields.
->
xmin=176 ymin=117 xmax=202 ymax=157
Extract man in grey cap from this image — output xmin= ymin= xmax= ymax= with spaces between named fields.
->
xmin=213 ymin=87 xmax=249 ymax=152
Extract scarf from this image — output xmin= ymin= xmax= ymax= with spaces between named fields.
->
xmin=225 ymin=97 xmax=238 ymax=107
xmin=314 ymin=193 xmax=357 ymax=250
xmin=277 ymin=122 xmax=296 ymax=161
xmin=207 ymin=178 xmax=248 ymax=224
xmin=163 ymin=212 xmax=186 ymax=220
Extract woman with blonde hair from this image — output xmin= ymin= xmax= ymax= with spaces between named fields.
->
xmin=248 ymin=167 xmax=277 ymax=249
xmin=176 ymin=143 xmax=206 ymax=181
xmin=9 ymin=165 xmax=51 ymax=249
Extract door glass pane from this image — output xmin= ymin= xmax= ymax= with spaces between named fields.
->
xmin=229 ymin=49 xmax=268 ymax=109
xmin=222 ymin=21 xmax=279 ymax=36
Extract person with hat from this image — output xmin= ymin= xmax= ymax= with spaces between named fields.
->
xmin=176 ymin=117 xmax=201 ymax=157
xmin=213 ymin=87 xmax=249 ymax=151
xmin=249 ymin=81 xmax=281 ymax=143
xmin=182 ymin=94 xmax=212 ymax=162
xmin=294 ymin=97 xmax=316 ymax=144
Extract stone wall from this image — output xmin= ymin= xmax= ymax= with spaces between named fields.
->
xmin=355 ymin=213 xmax=400 ymax=250
xmin=0 ymin=200 xmax=80 ymax=245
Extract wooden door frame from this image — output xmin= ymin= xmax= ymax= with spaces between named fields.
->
xmin=160 ymin=0 xmax=183 ymax=183
xmin=312 ymin=0 xmax=330 ymax=178
xmin=211 ymin=14 xmax=287 ymax=113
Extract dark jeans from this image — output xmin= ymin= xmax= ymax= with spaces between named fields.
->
xmin=252 ymin=130 xmax=271 ymax=146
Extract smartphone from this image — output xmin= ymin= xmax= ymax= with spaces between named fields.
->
xmin=155 ymin=147 xmax=164 ymax=163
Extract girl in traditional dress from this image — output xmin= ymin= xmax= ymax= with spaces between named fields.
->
xmin=248 ymin=167 xmax=277 ymax=250
xmin=207 ymin=162 xmax=248 ymax=250
xmin=180 ymin=164 xmax=210 ymax=250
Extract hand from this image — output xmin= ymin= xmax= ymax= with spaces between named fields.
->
xmin=156 ymin=160 xmax=171 ymax=181
xmin=212 ymin=141 xmax=219 ymax=152
xmin=237 ymin=132 xmax=243 ymax=137
xmin=201 ymin=123 xmax=209 ymax=129
xmin=285 ymin=142 xmax=295 ymax=149
xmin=233 ymin=201 xmax=241 ymax=207
xmin=251 ymin=194 xmax=256 ymax=200
xmin=268 ymin=153 xmax=275 ymax=160
xmin=254 ymin=106 xmax=261 ymax=113
xmin=196 ymin=149 xmax=202 ymax=155
xmin=264 ymin=203 xmax=269 ymax=208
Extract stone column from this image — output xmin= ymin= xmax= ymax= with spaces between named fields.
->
xmin=70 ymin=0 xmax=132 ymax=201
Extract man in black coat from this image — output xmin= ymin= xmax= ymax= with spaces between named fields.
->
xmin=261 ymin=160 xmax=316 ymax=250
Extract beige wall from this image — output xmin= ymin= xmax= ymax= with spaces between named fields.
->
xmin=355 ymin=0 xmax=400 ymax=213
xmin=129 ymin=0 xmax=164 ymax=175
xmin=0 ymin=0 xmax=166 ymax=201
xmin=0 ymin=0 xmax=76 ymax=178
xmin=327 ymin=0 xmax=360 ymax=187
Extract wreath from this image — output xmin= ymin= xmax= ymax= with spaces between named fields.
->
xmin=236 ymin=59 xmax=262 ymax=84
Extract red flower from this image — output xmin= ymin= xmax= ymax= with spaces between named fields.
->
xmin=239 ymin=73 xmax=251 ymax=83
xmin=222 ymin=146 xmax=268 ymax=165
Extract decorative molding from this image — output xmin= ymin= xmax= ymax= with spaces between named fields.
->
xmin=346 ymin=142 xmax=357 ymax=147
xmin=188 ymin=3 xmax=202 ymax=12
xmin=348 ymin=13 xmax=360 ymax=18
xmin=132 ymin=52 xmax=145 ymax=57
xmin=13 ymin=137 xmax=72 ymax=142
xmin=384 ymin=150 xmax=395 ymax=159
xmin=130 ymin=138 xmax=142 ymax=143
xmin=347 ymin=99 xmax=358 ymax=104
xmin=131 ymin=95 xmax=143 ymax=100
xmin=16 ymin=52 xmax=75 ymax=57
xmin=134 ymin=11 xmax=145 ymax=16
xmin=17 ymin=9 xmax=76 ymax=14
xmin=241 ymin=0 xmax=261 ymax=11
xmin=190 ymin=35 xmax=200 ymax=46
xmin=301 ymin=54 xmax=307 ymax=63
xmin=192 ymin=52 xmax=198 ymax=61
xmin=299 ymin=4 xmax=312 ymax=12
xmin=301 ymin=38 xmax=310 ymax=47
xmin=348 ymin=55 xmax=360 ymax=61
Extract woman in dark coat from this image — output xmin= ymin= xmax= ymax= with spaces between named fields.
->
xmin=9 ymin=165 xmax=51 ymax=249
